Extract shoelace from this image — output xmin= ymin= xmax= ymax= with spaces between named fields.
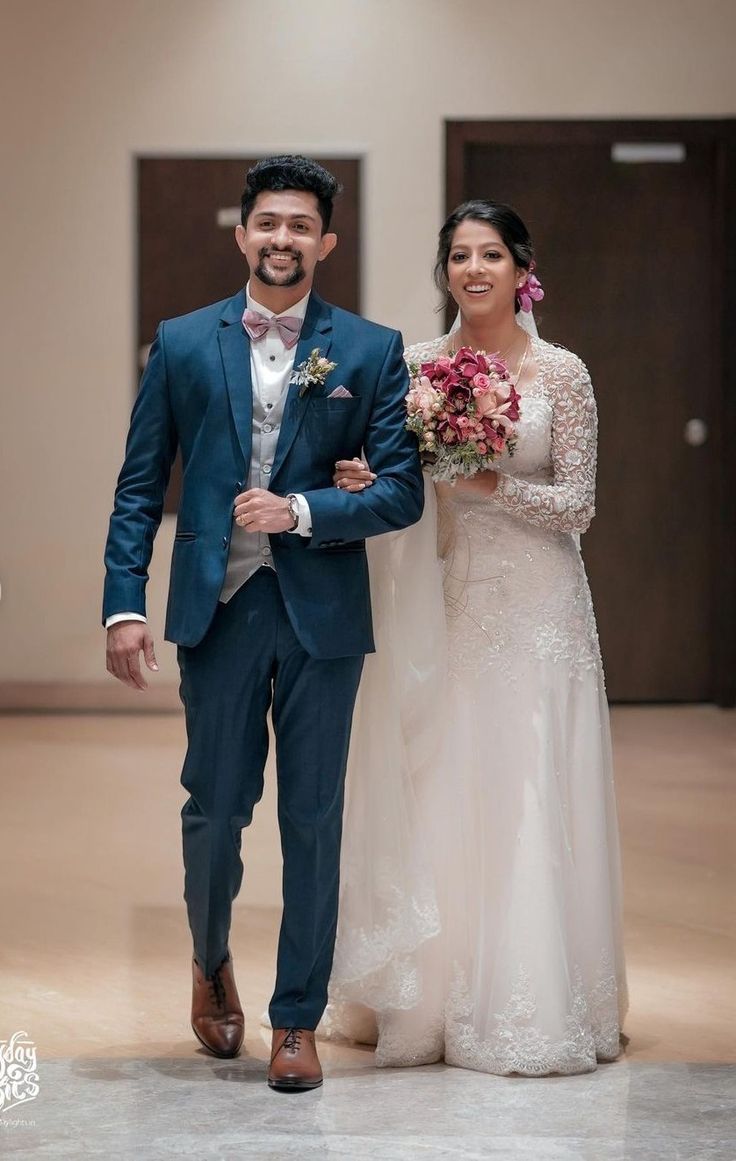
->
xmin=282 ymin=1028 xmax=302 ymax=1053
xmin=207 ymin=969 xmax=227 ymax=1010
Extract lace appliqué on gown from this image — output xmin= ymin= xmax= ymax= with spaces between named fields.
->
xmin=443 ymin=956 xmax=621 ymax=1077
xmin=330 ymin=856 xmax=440 ymax=1011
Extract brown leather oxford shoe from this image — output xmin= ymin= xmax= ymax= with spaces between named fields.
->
xmin=191 ymin=956 xmax=244 ymax=1059
xmin=268 ymin=1028 xmax=323 ymax=1091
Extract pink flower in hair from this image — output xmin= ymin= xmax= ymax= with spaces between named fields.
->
xmin=517 ymin=261 xmax=544 ymax=313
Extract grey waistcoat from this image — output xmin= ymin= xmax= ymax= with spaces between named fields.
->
xmin=219 ymin=383 xmax=287 ymax=603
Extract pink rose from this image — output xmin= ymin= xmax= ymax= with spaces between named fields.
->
xmin=494 ymin=381 xmax=510 ymax=401
xmin=475 ymin=391 xmax=501 ymax=419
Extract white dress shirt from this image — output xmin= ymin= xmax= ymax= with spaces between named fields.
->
xmin=241 ymin=280 xmax=312 ymax=535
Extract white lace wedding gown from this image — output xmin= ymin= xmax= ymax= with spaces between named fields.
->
xmin=324 ymin=333 xmax=628 ymax=1076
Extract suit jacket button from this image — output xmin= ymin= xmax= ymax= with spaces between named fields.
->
xmin=222 ymin=536 xmax=228 ymax=548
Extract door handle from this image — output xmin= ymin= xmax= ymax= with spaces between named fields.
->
xmin=684 ymin=418 xmax=708 ymax=447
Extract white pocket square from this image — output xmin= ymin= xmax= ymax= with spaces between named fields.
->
xmin=327 ymin=386 xmax=353 ymax=398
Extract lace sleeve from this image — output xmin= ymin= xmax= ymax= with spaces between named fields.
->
xmin=491 ymin=354 xmax=597 ymax=534
xmin=404 ymin=336 xmax=447 ymax=369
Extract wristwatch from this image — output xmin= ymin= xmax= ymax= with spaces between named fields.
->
xmin=286 ymin=494 xmax=300 ymax=531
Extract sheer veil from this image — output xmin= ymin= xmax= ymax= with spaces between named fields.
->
xmin=327 ymin=309 xmax=540 ymax=1024
xmin=327 ymin=476 xmax=447 ymax=1021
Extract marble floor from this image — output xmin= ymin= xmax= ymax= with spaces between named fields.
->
xmin=2 ymin=1059 xmax=734 ymax=1159
xmin=0 ymin=707 xmax=734 ymax=1158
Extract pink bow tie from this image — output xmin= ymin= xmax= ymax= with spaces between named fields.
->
xmin=242 ymin=308 xmax=302 ymax=349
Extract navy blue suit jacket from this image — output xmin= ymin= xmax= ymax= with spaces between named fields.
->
xmin=103 ymin=289 xmax=424 ymax=658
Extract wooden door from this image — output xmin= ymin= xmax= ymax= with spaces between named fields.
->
xmin=447 ymin=121 xmax=736 ymax=704
xmin=136 ymin=156 xmax=361 ymax=511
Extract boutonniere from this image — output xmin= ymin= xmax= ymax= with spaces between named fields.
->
xmin=291 ymin=348 xmax=338 ymax=398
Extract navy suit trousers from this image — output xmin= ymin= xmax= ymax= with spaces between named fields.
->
xmin=177 ymin=567 xmax=364 ymax=1030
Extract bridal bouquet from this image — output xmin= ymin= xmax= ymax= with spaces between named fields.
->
xmin=405 ymin=347 xmax=521 ymax=482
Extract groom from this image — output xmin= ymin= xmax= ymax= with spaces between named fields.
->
xmin=103 ymin=155 xmax=423 ymax=1090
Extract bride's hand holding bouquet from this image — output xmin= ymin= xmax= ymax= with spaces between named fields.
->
xmin=405 ymin=346 xmax=521 ymax=494
xmin=332 ymin=346 xmax=522 ymax=497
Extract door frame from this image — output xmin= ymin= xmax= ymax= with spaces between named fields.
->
xmin=445 ymin=119 xmax=736 ymax=707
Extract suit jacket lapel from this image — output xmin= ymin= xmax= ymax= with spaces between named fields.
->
xmin=217 ymin=290 xmax=253 ymax=473
xmin=271 ymin=293 xmax=333 ymax=484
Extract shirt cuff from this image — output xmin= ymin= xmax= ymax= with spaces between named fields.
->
xmin=105 ymin=613 xmax=147 ymax=629
xmin=287 ymin=493 xmax=312 ymax=537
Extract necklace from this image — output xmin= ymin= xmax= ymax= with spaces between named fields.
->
xmin=499 ymin=332 xmax=525 ymax=365
xmin=511 ymin=336 xmax=531 ymax=385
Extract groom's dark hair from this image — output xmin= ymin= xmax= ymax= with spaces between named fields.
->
xmin=241 ymin=155 xmax=341 ymax=233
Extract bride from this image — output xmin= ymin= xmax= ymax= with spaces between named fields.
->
xmin=324 ymin=200 xmax=628 ymax=1075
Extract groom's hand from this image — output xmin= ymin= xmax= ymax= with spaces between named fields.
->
xmin=233 ymin=488 xmax=295 ymax=533
xmin=106 ymin=622 xmax=159 ymax=691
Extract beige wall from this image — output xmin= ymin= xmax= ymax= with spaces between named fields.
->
xmin=1 ymin=0 xmax=735 ymax=693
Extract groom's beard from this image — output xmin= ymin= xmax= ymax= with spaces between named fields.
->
xmin=255 ymin=247 xmax=306 ymax=288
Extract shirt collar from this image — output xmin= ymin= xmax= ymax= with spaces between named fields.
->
xmin=245 ymin=280 xmax=310 ymax=321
